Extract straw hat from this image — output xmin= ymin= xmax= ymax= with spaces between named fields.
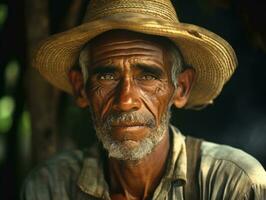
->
xmin=33 ymin=0 xmax=237 ymax=109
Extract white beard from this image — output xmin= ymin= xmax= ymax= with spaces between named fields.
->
xmin=92 ymin=111 xmax=170 ymax=161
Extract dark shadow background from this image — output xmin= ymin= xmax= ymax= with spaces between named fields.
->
xmin=173 ymin=0 xmax=266 ymax=166
xmin=0 ymin=0 xmax=265 ymax=199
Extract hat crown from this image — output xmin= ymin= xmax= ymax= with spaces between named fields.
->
xmin=84 ymin=0 xmax=179 ymax=22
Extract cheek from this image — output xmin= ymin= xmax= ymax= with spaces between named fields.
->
xmin=139 ymin=81 xmax=174 ymax=122
xmin=87 ymin=82 xmax=116 ymax=118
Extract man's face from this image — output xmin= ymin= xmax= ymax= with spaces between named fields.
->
xmin=84 ymin=31 xmax=177 ymax=160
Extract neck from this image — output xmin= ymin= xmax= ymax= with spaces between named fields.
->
xmin=108 ymin=131 xmax=170 ymax=200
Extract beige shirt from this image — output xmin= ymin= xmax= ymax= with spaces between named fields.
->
xmin=21 ymin=126 xmax=266 ymax=199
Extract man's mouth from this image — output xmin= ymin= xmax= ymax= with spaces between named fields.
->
xmin=111 ymin=124 xmax=147 ymax=132
xmin=102 ymin=111 xmax=156 ymax=130
xmin=110 ymin=123 xmax=149 ymax=141
xmin=111 ymin=122 xmax=145 ymax=128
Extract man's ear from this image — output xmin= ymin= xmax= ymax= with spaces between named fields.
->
xmin=68 ymin=68 xmax=89 ymax=108
xmin=173 ymin=68 xmax=195 ymax=108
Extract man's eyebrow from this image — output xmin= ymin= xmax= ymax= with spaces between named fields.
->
xmin=134 ymin=63 xmax=164 ymax=76
xmin=90 ymin=65 xmax=118 ymax=75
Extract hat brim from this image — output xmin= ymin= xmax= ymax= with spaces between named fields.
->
xmin=34 ymin=13 xmax=237 ymax=109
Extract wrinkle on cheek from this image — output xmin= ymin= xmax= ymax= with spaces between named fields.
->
xmin=88 ymin=83 xmax=115 ymax=119
xmin=100 ymin=89 xmax=116 ymax=119
xmin=140 ymin=81 xmax=170 ymax=103
xmin=142 ymin=80 xmax=170 ymax=97
xmin=88 ymin=83 xmax=104 ymax=97
xmin=140 ymin=81 xmax=173 ymax=124
xmin=139 ymin=88 xmax=160 ymax=121
xmin=140 ymin=90 xmax=156 ymax=116
xmin=155 ymin=80 xmax=170 ymax=96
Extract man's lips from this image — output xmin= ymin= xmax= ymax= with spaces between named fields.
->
xmin=110 ymin=124 xmax=148 ymax=141
xmin=111 ymin=126 xmax=146 ymax=132
xmin=108 ymin=122 xmax=150 ymax=141
xmin=110 ymin=123 xmax=148 ymax=133
xmin=111 ymin=122 xmax=146 ymax=127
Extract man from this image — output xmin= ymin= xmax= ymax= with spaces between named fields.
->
xmin=21 ymin=0 xmax=266 ymax=199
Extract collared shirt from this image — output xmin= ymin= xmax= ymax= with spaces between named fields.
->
xmin=21 ymin=126 xmax=266 ymax=200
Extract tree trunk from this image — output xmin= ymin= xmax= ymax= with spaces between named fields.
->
xmin=25 ymin=0 xmax=59 ymax=164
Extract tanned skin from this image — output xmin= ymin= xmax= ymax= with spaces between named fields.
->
xmin=68 ymin=30 xmax=194 ymax=200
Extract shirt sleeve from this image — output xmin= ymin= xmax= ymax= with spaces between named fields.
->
xmin=243 ymin=183 xmax=266 ymax=200
xmin=20 ymin=150 xmax=84 ymax=200
xmin=20 ymin=166 xmax=55 ymax=200
xmin=200 ymin=141 xmax=266 ymax=200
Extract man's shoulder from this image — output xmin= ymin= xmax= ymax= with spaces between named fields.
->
xmin=21 ymin=149 xmax=87 ymax=199
xmin=200 ymin=140 xmax=266 ymax=186
xmin=30 ymin=149 xmax=85 ymax=176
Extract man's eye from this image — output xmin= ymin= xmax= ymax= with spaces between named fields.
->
xmin=98 ymin=74 xmax=115 ymax=80
xmin=139 ymin=75 xmax=157 ymax=81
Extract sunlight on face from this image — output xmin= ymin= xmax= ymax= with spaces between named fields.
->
xmin=85 ymin=30 xmax=176 ymax=160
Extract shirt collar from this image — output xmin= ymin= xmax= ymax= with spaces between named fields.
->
xmin=167 ymin=125 xmax=187 ymax=183
xmin=77 ymin=146 xmax=110 ymax=199
xmin=77 ymin=125 xmax=187 ymax=198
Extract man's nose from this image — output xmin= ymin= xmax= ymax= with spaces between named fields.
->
xmin=113 ymin=78 xmax=141 ymax=112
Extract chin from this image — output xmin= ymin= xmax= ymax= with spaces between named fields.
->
xmin=120 ymin=140 xmax=140 ymax=149
xmin=105 ymin=135 xmax=162 ymax=161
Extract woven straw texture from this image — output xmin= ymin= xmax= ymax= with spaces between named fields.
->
xmin=33 ymin=0 xmax=237 ymax=109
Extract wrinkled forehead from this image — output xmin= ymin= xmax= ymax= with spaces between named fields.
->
xmin=87 ymin=30 xmax=178 ymax=69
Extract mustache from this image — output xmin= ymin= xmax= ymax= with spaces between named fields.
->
xmin=103 ymin=111 xmax=156 ymax=128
